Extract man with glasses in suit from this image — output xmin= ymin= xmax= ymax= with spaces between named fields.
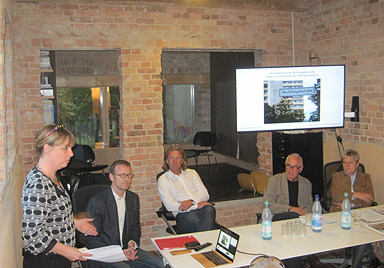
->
xmin=85 ymin=160 xmax=163 ymax=268
xmin=263 ymin=153 xmax=313 ymax=222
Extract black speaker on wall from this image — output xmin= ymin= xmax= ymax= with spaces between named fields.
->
xmin=351 ymin=96 xmax=359 ymax=122
xmin=272 ymin=132 xmax=323 ymax=198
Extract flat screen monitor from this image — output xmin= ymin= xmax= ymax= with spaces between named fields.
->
xmin=236 ymin=65 xmax=345 ymax=132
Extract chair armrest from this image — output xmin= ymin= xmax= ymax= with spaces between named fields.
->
xmin=156 ymin=206 xmax=176 ymax=220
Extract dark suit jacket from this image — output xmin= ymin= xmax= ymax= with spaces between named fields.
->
xmin=85 ymin=187 xmax=141 ymax=250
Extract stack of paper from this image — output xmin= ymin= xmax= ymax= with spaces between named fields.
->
xmin=361 ymin=209 xmax=384 ymax=223
xmin=81 ymin=245 xmax=128 ymax=263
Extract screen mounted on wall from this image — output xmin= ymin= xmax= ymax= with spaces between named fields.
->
xmin=236 ymin=65 xmax=345 ymax=132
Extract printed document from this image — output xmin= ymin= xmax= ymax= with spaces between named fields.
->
xmin=81 ymin=245 xmax=128 ymax=263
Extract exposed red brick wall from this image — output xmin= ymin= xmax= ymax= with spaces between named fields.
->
xmin=300 ymin=0 xmax=384 ymax=143
xmin=13 ymin=3 xmax=296 ymax=249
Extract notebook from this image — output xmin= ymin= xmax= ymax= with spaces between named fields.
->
xmin=154 ymin=235 xmax=198 ymax=250
xmin=191 ymin=226 xmax=240 ymax=268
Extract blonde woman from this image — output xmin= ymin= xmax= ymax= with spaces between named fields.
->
xmin=21 ymin=124 xmax=97 ymax=268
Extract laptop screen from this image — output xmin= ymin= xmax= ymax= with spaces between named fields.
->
xmin=215 ymin=226 xmax=240 ymax=262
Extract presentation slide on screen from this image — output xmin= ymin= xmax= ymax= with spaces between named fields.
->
xmin=236 ymin=65 xmax=345 ymax=132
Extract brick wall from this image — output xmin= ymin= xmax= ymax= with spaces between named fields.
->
xmin=299 ymin=0 xmax=384 ymax=143
xmin=0 ymin=0 xmax=6 ymax=226
xmin=1 ymin=1 xmax=25 ymax=266
xmin=9 ymin=0 xmax=384 ymax=252
xmin=13 ymin=2 xmax=297 ymax=249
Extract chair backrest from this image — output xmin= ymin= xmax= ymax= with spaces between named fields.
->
xmin=193 ymin=131 xmax=217 ymax=147
xmin=82 ymin=145 xmax=96 ymax=163
xmin=322 ymin=160 xmax=365 ymax=211
xmin=237 ymin=173 xmax=253 ymax=191
xmin=73 ymin=144 xmax=96 ymax=164
xmin=250 ymin=171 xmax=269 ymax=194
xmin=249 ymin=255 xmax=285 ymax=268
xmin=72 ymin=184 xmax=110 ymax=214
xmin=72 ymin=184 xmax=109 ymax=250
xmin=71 ymin=144 xmax=95 ymax=165
xmin=156 ymin=171 xmax=170 ymax=213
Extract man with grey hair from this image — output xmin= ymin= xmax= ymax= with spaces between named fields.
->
xmin=158 ymin=145 xmax=217 ymax=232
xmin=263 ymin=153 xmax=313 ymax=221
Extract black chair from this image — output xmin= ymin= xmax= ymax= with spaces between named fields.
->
xmin=60 ymin=144 xmax=109 ymax=195
xmin=156 ymin=205 xmax=188 ymax=235
xmin=155 ymin=171 xmax=189 ymax=235
xmin=72 ymin=184 xmax=110 ymax=268
xmin=185 ymin=131 xmax=217 ymax=166
xmin=322 ymin=160 xmax=365 ymax=212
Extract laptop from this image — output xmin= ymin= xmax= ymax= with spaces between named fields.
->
xmin=192 ymin=226 xmax=240 ymax=268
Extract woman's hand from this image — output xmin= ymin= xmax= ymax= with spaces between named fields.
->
xmin=51 ymin=243 xmax=92 ymax=261
xmin=74 ymin=216 xmax=98 ymax=236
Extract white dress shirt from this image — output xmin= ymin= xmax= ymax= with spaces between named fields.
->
xmin=111 ymin=187 xmax=138 ymax=249
xmin=111 ymin=187 xmax=126 ymax=247
xmin=158 ymin=169 xmax=210 ymax=216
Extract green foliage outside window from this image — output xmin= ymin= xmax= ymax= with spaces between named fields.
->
xmin=57 ymin=86 xmax=120 ymax=148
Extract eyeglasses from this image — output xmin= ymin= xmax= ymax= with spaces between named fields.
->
xmin=113 ymin=173 xmax=135 ymax=179
xmin=48 ymin=124 xmax=64 ymax=136
xmin=285 ymin=164 xmax=302 ymax=171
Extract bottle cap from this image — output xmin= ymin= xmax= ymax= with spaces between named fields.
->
xmin=315 ymin=194 xmax=319 ymax=200
xmin=264 ymin=201 xmax=269 ymax=206
xmin=344 ymin=192 xmax=348 ymax=197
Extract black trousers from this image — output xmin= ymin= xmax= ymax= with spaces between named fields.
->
xmin=272 ymin=211 xmax=300 ymax=222
xmin=23 ymin=252 xmax=71 ymax=268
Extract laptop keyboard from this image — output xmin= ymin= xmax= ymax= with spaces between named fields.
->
xmin=202 ymin=251 xmax=228 ymax=265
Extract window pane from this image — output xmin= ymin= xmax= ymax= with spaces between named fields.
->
xmin=57 ymin=86 xmax=120 ymax=148
xmin=109 ymin=86 xmax=120 ymax=147
xmin=163 ymin=85 xmax=195 ymax=143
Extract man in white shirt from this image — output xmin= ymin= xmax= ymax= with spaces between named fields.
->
xmin=86 ymin=160 xmax=163 ymax=268
xmin=158 ymin=145 xmax=217 ymax=232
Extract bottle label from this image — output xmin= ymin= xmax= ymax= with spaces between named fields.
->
xmin=312 ymin=214 xmax=322 ymax=231
xmin=262 ymin=222 xmax=272 ymax=239
xmin=341 ymin=211 xmax=351 ymax=229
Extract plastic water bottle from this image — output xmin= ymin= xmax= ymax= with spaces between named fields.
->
xmin=262 ymin=201 xmax=272 ymax=240
xmin=341 ymin=192 xmax=352 ymax=230
xmin=312 ymin=195 xmax=322 ymax=232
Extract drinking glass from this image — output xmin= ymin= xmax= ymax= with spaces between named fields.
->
xmin=354 ymin=211 xmax=362 ymax=225
xmin=281 ymin=222 xmax=290 ymax=237
xmin=300 ymin=222 xmax=307 ymax=236
xmin=291 ymin=222 xmax=299 ymax=237
xmin=305 ymin=213 xmax=312 ymax=226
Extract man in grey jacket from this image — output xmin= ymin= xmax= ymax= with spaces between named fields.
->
xmin=263 ymin=153 xmax=313 ymax=221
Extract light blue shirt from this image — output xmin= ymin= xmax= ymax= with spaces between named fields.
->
xmin=346 ymin=171 xmax=357 ymax=208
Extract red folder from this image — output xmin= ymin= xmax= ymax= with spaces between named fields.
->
xmin=155 ymin=235 xmax=199 ymax=250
